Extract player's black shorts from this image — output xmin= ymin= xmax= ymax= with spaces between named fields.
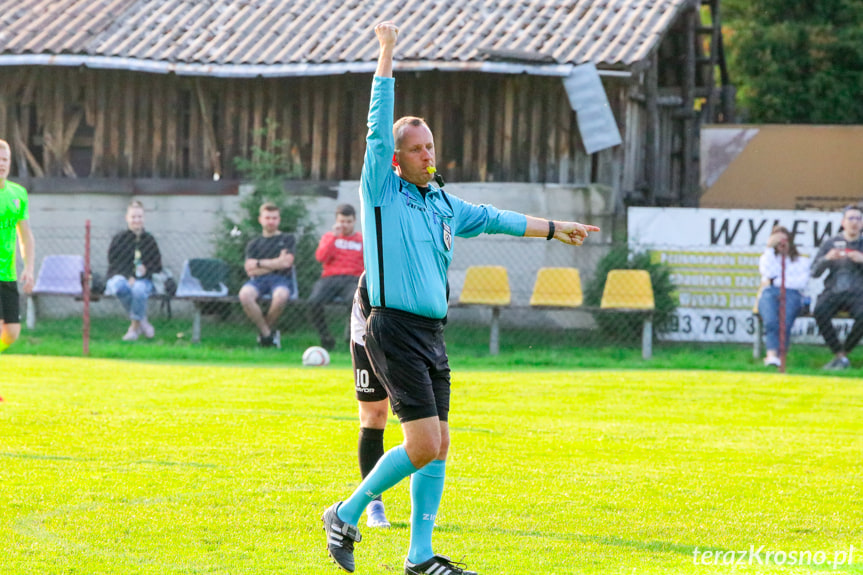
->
xmin=0 ymin=281 xmax=21 ymax=324
xmin=364 ymin=306 xmax=451 ymax=423
xmin=352 ymin=340 xmax=388 ymax=402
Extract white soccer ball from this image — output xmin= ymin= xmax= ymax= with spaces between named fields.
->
xmin=302 ymin=346 xmax=331 ymax=367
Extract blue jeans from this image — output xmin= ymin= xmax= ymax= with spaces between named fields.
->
xmin=758 ymin=286 xmax=804 ymax=353
xmin=106 ymin=275 xmax=153 ymax=321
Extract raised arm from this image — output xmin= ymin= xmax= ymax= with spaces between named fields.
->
xmin=361 ymin=22 xmax=400 ymax=205
xmin=375 ymin=22 xmax=397 ymax=78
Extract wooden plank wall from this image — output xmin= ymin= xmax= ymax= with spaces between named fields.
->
xmin=0 ymin=67 xmax=620 ymax=187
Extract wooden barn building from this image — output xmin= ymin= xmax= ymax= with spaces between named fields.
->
xmin=0 ymin=0 xmax=732 ymax=207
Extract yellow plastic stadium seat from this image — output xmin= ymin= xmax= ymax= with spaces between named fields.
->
xmin=459 ymin=266 xmax=511 ymax=306
xmin=530 ymin=267 xmax=583 ymax=307
xmin=600 ymin=270 xmax=655 ymax=310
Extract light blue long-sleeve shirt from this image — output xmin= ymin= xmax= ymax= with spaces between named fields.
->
xmin=360 ymin=76 xmax=527 ymax=319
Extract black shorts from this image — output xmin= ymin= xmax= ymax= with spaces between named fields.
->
xmin=0 ymin=281 xmax=20 ymax=324
xmin=352 ymin=340 xmax=388 ymax=402
xmin=364 ymin=307 xmax=451 ymax=423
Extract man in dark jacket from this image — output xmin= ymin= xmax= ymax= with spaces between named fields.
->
xmin=811 ymin=204 xmax=863 ymax=369
xmin=106 ymin=200 xmax=162 ymax=341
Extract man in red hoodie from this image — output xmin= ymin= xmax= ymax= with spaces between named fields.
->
xmin=308 ymin=204 xmax=364 ymax=349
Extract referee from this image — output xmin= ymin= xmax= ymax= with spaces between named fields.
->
xmin=323 ymin=22 xmax=600 ymax=575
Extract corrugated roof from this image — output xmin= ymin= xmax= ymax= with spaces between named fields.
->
xmin=0 ymin=0 xmax=695 ymax=76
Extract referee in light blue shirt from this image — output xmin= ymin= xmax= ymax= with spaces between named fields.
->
xmin=322 ymin=22 xmax=601 ymax=575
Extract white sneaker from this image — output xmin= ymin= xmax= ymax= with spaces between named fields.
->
xmin=122 ymin=326 xmax=140 ymax=341
xmin=139 ymin=319 xmax=155 ymax=339
xmin=764 ymin=356 xmax=781 ymax=367
xmin=366 ymin=500 xmax=390 ymax=528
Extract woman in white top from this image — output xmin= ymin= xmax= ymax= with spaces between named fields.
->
xmin=757 ymin=225 xmax=811 ymax=366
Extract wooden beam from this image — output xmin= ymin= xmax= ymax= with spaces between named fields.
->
xmin=645 ymin=51 xmax=660 ymax=205
xmin=19 ymin=71 xmax=37 ymax=106
xmin=83 ymin=70 xmax=96 ymax=128
xmin=252 ymin=79 xmax=264 ymax=152
xmin=279 ymin=78 xmax=292 ymax=162
xmin=91 ymin=79 xmax=106 ymax=176
xmin=195 ymin=78 xmax=222 ymax=178
xmin=266 ymin=79 xmax=278 ymax=152
xmin=0 ymin=91 xmax=6 ymax=144
xmin=122 ymin=74 xmax=135 ymax=177
xmin=13 ymin=119 xmax=44 ymax=178
xmin=188 ymin=80 xmax=201 ymax=177
xmin=221 ymin=81 xmax=236 ymax=179
xmin=349 ymin=80 xmax=366 ymax=179
xmin=681 ymin=7 xmax=697 ymax=204
xmin=431 ymin=75 xmax=445 ymax=168
xmin=136 ymin=76 xmax=151 ymax=176
xmin=310 ymin=78 xmax=325 ymax=180
xmin=298 ymin=80 xmax=311 ymax=177
xmin=151 ymin=80 xmax=164 ymax=176
xmin=46 ymin=71 xmax=65 ymax=176
xmin=476 ymin=80 xmax=489 ymax=182
xmin=237 ymin=81 xmax=250 ymax=161
xmin=326 ymin=78 xmax=339 ymax=180
xmin=545 ymin=83 xmax=558 ymax=182
xmin=107 ymin=75 xmax=122 ymax=177
xmin=557 ymin=88 xmax=571 ymax=184
xmin=58 ymin=108 xmax=83 ymax=178
xmin=462 ymin=79 xmax=476 ymax=181
xmin=164 ymin=79 xmax=178 ymax=177
xmin=515 ymin=76 xmax=529 ymax=181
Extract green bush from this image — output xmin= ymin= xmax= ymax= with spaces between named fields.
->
xmin=216 ymin=121 xmax=320 ymax=297
xmin=584 ymin=245 xmax=677 ymax=342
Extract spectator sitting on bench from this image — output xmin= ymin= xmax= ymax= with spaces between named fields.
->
xmin=239 ymin=202 xmax=296 ymax=348
xmin=106 ymin=200 xmax=163 ymax=341
xmin=811 ymin=204 xmax=863 ymax=370
xmin=757 ymin=225 xmax=810 ymax=367
xmin=307 ymin=203 xmax=363 ymax=350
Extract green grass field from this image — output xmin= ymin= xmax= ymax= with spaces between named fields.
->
xmin=10 ymin=317 xmax=863 ymax=378
xmin=2 ymin=356 xmax=861 ymax=574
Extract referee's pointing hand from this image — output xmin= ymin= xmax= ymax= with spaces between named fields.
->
xmin=556 ymin=222 xmax=601 ymax=246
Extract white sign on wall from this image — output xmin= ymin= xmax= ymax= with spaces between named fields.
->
xmin=627 ymin=207 xmax=850 ymax=343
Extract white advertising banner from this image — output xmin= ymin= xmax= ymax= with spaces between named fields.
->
xmin=627 ymin=207 xmax=852 ymax=343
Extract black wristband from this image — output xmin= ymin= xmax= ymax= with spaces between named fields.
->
xmin=546 ymin=220 xmax=555 ymax=241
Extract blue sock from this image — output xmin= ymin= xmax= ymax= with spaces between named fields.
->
xmin=338 ymin=445 xmax=417 ymax=526
xmin=407 ymin=459 xmax=446 ymax=564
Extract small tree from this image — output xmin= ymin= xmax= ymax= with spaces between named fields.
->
xmin=216 ymin=121 xmax=320 ymax=296
xmin=584 ymin=245 xmax=677 ymax=342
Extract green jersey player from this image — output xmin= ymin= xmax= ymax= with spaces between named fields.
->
xmin=0 ymin=138 xmax=36 ymax=355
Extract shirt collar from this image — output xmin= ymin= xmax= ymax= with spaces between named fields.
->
xmin=400 ymin=178 xmax=441 ymax=200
